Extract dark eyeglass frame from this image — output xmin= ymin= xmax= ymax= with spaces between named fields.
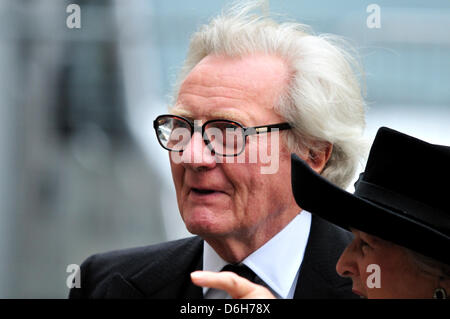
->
xmin=153 ymin=114 xmax=292 ymax=157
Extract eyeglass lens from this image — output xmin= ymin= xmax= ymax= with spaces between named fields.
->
xmin=156 ymin=117 xmax=245 ymax=156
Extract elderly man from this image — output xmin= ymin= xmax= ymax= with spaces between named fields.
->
xmin=69 ymin=2 xmax=366 ymax=299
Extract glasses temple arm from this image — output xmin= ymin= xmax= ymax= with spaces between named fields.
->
xmin=244 ymin=123 xmax=291 ymax=136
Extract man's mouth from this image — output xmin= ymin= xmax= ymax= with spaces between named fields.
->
xmin=192 ymin=188 xmax=216 ymax=195
xmin=191 ymin=188 xmax=223 ymax=196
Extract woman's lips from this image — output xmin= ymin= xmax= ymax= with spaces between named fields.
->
xmin=352 ymin=289 xmax=366 ymax=298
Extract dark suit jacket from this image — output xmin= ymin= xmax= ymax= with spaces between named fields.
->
xmin=69 ymin=215 xmax=356 ymax=299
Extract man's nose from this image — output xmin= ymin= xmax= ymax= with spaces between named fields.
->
xmin=180 ymin=131 xmax=217 ymax=170
xmin=336 ymin=242 xmax=359 ymax=278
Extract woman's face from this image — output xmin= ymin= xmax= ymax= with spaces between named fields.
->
xmin=336 ymin=228 xmax=437 ymax=298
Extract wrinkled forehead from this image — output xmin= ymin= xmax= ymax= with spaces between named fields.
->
xmin=171 ymin=54 xmax=289 ymax=125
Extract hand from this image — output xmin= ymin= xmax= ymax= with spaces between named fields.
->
xmin=190 ymin=270 xmax=276 ymax=299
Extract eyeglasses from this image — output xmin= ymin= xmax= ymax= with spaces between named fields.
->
xmin=153 ymin=114 xmax=291 ymax=157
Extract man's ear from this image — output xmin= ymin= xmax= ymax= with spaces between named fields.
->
xmin=305 ymin=142 xmax=333 ymax=174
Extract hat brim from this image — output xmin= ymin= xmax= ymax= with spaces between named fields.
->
xmin=291 ymin=154 xmax=450 ymax=266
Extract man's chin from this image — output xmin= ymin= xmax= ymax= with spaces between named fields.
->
xmin=185 ymin=221 xmax=227 ymax=237
xmin=181 ymin=204 xmax=234 ymax=233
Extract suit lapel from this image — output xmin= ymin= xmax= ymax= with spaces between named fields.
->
xmin=131 ymin=236 xmax=203 ymax=298
xmin=176 ymin=255 xmax=204 ymax=298
xmin=140 ymin=247 xmax=203 ymax=299
xmin=104 ymin=273 xmax=146 ymax=298
xmin=103 ymin=236 xmax=204 ymax=299
xmin=294 ymin=215 xmax=355 ymax=299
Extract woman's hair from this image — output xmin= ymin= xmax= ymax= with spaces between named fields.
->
xmin=171 ymin=0 xmax=368 ymax=188
xmin=406 ymin=248 xmax=450 ymax=280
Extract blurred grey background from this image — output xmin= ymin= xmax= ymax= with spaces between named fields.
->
xmin=0 ymin=0 xmax=448 ymax=298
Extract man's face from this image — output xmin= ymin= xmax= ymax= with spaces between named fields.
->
xmin=169 ymin=54 xmax=301 ymax=243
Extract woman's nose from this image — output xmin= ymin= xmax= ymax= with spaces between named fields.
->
xmin=336 ymin=242 xmax=360 ymax=278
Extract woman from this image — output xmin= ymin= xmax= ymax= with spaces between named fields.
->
xmin=191 ymin=127 xmax=450 ymax=299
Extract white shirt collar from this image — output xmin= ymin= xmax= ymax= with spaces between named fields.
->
xmin=203 ymin=210 xmax=312 ymax=299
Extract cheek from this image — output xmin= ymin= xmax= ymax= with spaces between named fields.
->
xmin=262 ymin=153 xmax=294 ymax=202
xmin=170 ymin=161 xmax=185 ymax=198
xmin=224 ymin=164 xmax=253 ymax=204
xmin=233 ymin=158 xmax=293 ymax=214
xmin=362 ymin=249 xmax=405 ymax=298
xmin=374 ymin=255 xmax=417 ymax=298
xmin=222 ymin=162 xmax=269 ymax=225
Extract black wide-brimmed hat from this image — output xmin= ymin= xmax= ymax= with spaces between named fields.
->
xmin=291 ymin=127 xmax=450 ymax=265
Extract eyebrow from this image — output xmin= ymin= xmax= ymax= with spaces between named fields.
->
xmin=170 ymin=105 xmax=252 ymax=126
xmin=354 ymin=229 xmax=382 ymax=247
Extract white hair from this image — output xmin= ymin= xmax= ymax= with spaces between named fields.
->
xmin=172 ymin=0 xmax=368 ymax=188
